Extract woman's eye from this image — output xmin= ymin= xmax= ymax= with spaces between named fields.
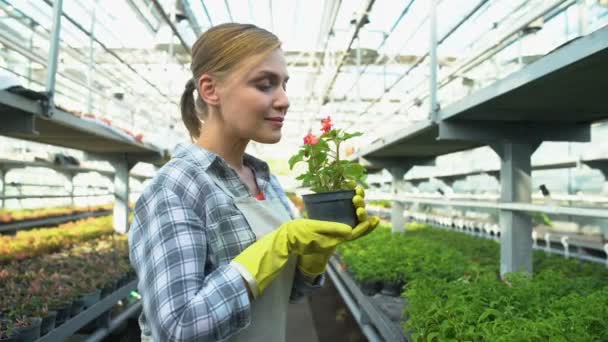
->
xmin=256 ymin=82 xmax=272 ymax=91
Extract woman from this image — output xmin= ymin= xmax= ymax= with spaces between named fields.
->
xmin=128 ymin=23 xmax=379 ymax=342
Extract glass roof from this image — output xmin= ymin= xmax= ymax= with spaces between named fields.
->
xmin=1 ymin=0 xmax=607 ymax=172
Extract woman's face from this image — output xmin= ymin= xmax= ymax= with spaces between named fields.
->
xmin=215 ymin=49 xmax=290 ymax=144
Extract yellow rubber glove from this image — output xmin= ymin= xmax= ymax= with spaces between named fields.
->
xmin=231 ymin=218 xmax=373 ymax=298
xmin=297 ymin=187 xmax=380 ymax=278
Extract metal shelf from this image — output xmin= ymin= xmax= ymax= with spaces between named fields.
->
xmin=326 ymin=257 xmax=408 ymax=342
xmin=0 ymin=210 xmax=111 ymax=233
xmin=37 ymin=279 xmax=139 ymax=342
xmin=0 ymin=90 xmax=166 ymax=165
xmin=368 ymin=207 xmax=608 ymax=266
xmin=0 ymin=158 xmax=153 ymax=182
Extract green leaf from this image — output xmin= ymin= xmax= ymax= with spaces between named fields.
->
xmin=288 ymin=149 xmax=305 ymax=169
xmin=341 ymin=131 xmax=363 ymax=140
xmin=343 ymin=163 xmax=366 ymax=179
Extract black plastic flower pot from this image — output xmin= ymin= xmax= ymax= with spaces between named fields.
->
xmin=50 ymin=304 xmax=70 ymax=327
xmin=81 ymin=289 xmax=101 ymax=310
xmin=12 ymin=317 xmax=41 ymax=342
xmin=302 ymin=190 xmax=357 ymax=227
xmin=380 ymin=280 xmax=405 ymax=297
xmin=69 ymin=298 xmax=85 ymax=318
xmin=40 ymin=311 xmax=57 ymax=336
xmin=0 ymin=334 xmax=16 ymax=342
xmin=359 ymin=280 xmax=382 ymax=296
xmin=100 ymin=280 xmax=117 ymax=299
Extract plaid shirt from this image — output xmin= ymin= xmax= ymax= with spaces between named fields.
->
xmin=128 ymin=143 xmax=322 ymax=341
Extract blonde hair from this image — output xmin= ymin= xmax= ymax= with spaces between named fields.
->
xmin=180 ymin=23 xmax=281 ymax=140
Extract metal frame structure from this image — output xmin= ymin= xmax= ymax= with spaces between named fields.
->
xmin=37 ymin=279 xmax=139 ymax=342
xmin=0 ymin=89 xmax=164 ymax=232
xmin=3 ymin=1 xmax=605 ymax=156
xmin=326 ymin=257 xmax=407 ymax=342
xmin=0 ymin=210 xmax=112 ymax=234
xmin=367 ymin=206 xmax=608 ymax=266
xmin=357 ymin=24 xmax=608 ymax=276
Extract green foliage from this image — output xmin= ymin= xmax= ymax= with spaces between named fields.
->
xmin=289 ymin=117 xmax=367 ymax=193
xmin=336 ymin=223 xmax=608 ymax=341
xmin=532 ymin=212 xmax=553 ymax=227
xmin=368 ymin=199 xmax=392 ymax=208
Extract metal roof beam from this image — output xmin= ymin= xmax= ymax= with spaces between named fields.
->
xmin=151 ymin=0 xmax=191 ymax=54
xmin=181 ymin=0 xmax=203 ymax=36
xmin=319 ymin=0 xmax=376 ymax=104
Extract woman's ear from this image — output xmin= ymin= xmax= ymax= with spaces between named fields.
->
xmin=198 ymin=74 xmax=220 ymax=106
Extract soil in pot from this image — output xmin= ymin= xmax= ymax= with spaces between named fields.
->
xmin=302 ymin=190 xmax=357 ymax=227
xmin=360 ymin=280 xmax=382 ymax=296
xmin=380 ymin=280 xmax=405 ymax=297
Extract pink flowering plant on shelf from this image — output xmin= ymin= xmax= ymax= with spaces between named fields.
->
xmin=288 ymin=116 xmax=367 ymax=226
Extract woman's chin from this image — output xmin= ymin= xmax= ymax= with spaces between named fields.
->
xmin=254 ymin=133 xmax=282 ymax=144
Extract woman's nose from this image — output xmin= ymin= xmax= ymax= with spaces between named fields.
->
xmin=274 ymin=87 xmax=289 ymax=111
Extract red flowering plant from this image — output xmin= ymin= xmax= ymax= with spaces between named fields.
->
xmin=289 ymin=116 xmax=367 ymax=193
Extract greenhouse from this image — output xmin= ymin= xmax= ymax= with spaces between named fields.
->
xmin=1 ymin=0 xmax=607 ymax=341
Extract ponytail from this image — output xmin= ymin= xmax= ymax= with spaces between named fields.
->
xmin=180 ymin=79 xmax=200 ymax=140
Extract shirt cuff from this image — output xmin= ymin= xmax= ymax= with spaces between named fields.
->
xmin=230 ymin=261 xmax=259 ymax=299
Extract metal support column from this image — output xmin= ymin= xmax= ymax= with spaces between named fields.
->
xmin=57 ymin=171 xmax=76 ymax=206
xmin=578 ymin=0 xmax=588 ymax=37
xmin=69 ymin=173 xmax=76 ymax=206
xmin=585 ymin=160 xmax=608 ymax=240
xmin=45 ymin=0 xmax=64 ymax=117
xmin=0 ymin=168 xmax=5 ymax=209
xmin=389 ymin=167 xmax=407 ymax=233
xmin=441 ymin=177 xmax=460 ymax=217
xmin=109 ymin=155 xmax=136 ymax=233
xmin=366 ymin=157 xmax=435 ymax=233
xmin=491 ymin=142 xmax=540 ymax=276
xmin=429 ymin=0 xmax=439 ymax=121
xmin=87 ymin=0 xmax=98 ymax=114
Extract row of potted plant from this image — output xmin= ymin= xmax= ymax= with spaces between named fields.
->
xmin=0 ymin=234 xmax=132 ymax=340
xmin=367 ymin=200 xmax=392 ymax=209
xmin=0 ymin=216 xmax=116 ymax=263
xmin=0 ymin=203 xmax=113 ymax=224
xmin=336 ymin=223 xmax=608 ymax=341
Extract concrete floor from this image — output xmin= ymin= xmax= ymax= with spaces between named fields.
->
xmin=305 ymin=277 xmax=367 ymax=342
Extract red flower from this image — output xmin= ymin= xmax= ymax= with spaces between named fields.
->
xmin=321 ymin=116 xmax=332 ymax=133
xmin=303 ymin=132 xmax=319 ymax=145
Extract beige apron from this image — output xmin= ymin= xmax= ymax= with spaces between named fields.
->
xmin=216 ymin=178 xmax=296 ymax=342
xmin=141 ymin=176 xmax=295 ymax=342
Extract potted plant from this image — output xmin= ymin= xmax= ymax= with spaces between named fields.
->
xmin=289 ymin=116 xmax=367 ymax=227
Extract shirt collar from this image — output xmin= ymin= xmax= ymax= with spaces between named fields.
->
xmin=171 ymin=143 xmax=271 ymax=181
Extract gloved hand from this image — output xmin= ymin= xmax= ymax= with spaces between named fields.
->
xmin=297 ymin=187 xmax=380 ymax=278
xmin=231 ymin=217 xmax=375 ymax=298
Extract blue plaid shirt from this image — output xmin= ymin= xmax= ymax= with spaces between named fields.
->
xmin=128 ymin=143 xmax=322 ymax=341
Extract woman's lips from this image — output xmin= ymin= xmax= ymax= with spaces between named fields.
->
xmin=265 ymin=117 xmax=284 ymax=127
